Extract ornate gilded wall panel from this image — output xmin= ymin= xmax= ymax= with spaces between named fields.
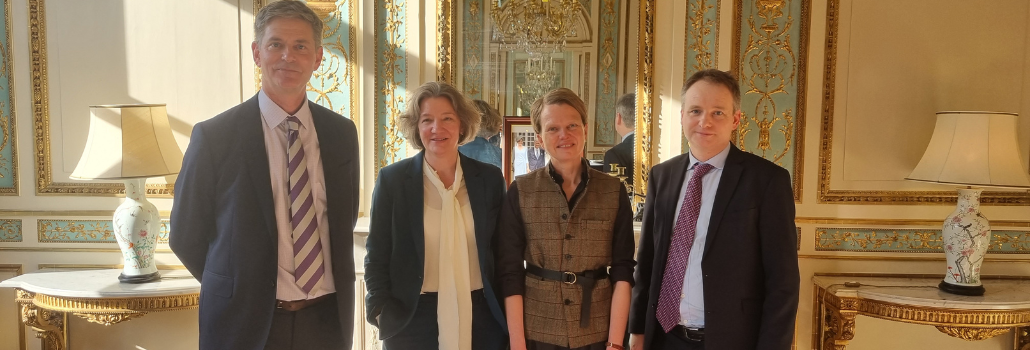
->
xmin=681 ymin=0 xmax=719 ymax=154
xmin=632 ymin=0 xmax=655 ymax=206
xmin=374 ymin=0 xmax=408 ymax=173
xmin=815 ymin=227 xmax=1030 ymax=253
xmin=307 ymin=0 xmax=359 ymax=128
xmin=461 ymin=0 xmax=484 ymax=99
xmin=437 ymin=0 xmax=455 ymax=84
xmin=0 ymin=219 xmax=20 ymax=242
xmin=0 ymin=0 xmax=16 ymax=195
xmin=37 ymin=220 xmax=170 ymax=244
xmin=816 ymin=0 xmax=1029 ymax=205
xmin=593 ymin=0 xmax=619 ymax=147
xmin=731 ymin=0 xmax=809 ymax=201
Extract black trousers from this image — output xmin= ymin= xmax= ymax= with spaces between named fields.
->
xmin=264 ymin=296 xmax=346 ymax=350
xmin=383 ymin=289 xmax=507 ymax=350
xmin=652 ymin=330 xmax=705 ymax=350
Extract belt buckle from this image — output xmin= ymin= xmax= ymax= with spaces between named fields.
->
xmin=683 ymin=327 xmax=704 ymax=342
xmin=562 ymin=271 xmax=577 ymax=285
xmin=275 ymin=300 xmax=285 ymax=309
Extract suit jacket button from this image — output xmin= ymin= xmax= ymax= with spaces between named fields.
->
xmin=564 ymin=299 xmax=571 ymax=305
xmin=565 ymin=254 xmax=572 ymax=260
xmin=565 ymin=234 xmax=573 ymax=239
xmin=561 ymin=213 xmax=568 ymax=220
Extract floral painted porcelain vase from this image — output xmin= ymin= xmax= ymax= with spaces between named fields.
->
xmin=938 ymin=188 xmax=988 ymax=296
xmin=113 ymin=178 xmax=161 ymax=283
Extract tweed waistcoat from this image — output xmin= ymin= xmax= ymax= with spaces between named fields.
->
xmin=516 ymin=167 xmax=621 ymax=348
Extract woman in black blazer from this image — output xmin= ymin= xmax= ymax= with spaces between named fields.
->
xmin=364 ymin=81 xmax=508 ymax=350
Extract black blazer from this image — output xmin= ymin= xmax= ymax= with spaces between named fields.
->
xmin=603 ymin=134 xmax=634 ymax=186
xmin=364 ymin=152 xmax=509 ymax=340
xmin=629 ymin=144 xmax=798 ymax=350
xmin=170 ymin=94 xmax=359 ymax=350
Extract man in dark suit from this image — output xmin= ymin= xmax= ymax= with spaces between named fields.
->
xmin=629 ymin=69 xmax=798 ymax=350
xmin=170 ymin=2 xmax=358 ymax=349
xmin=603 ymin=93 xmax=636 ymax=187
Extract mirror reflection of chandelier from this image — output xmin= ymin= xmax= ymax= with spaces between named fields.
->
xmin=492 ymin=0 xmax=582 ymax=105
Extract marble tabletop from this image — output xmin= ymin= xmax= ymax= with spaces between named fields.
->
xmin=0 ymin=269 xmax=199 ymax=298
xmin=813 ymin=276 xmax=1030 ymax=310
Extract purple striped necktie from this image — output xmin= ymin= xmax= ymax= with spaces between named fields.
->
xmin=286 ymin=116 xmax=324 ymax=294
xmin=656 ymin=162 xmax=714 ymax=332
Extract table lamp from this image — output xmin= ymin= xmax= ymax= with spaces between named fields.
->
xmin=906 ymin=111 xmax=1030 ymax=296
xmin=71 ymin=104 xmax=183 ymax=283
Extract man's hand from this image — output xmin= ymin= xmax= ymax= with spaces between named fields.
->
xmin=629 ymin=333 xmax=643 ymax=350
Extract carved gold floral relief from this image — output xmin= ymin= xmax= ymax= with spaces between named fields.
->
xmin=732 ymin=0 xmax=809 ymax=201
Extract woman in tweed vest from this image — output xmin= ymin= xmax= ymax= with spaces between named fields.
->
xmin=496 ymin=88 xmax=636 ymax=350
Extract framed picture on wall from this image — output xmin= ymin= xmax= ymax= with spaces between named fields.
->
xmin=502 ymin=116 xmax=548 ymax=184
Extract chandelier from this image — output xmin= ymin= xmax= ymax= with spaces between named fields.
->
xmin=491 ymin=0 xmax=582 ymax=105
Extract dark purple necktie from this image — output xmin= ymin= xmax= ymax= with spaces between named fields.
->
xmin=656 ymin=162 xmax=714 ymax=332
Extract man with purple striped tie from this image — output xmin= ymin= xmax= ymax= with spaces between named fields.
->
xmin=628 ymin=69 xmax=798 ymax=350
xmin=170 ymin=1 xmax=359 ymax=349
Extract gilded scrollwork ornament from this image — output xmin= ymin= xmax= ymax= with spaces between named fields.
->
xmin=934 ymin=326 xmax=1009 ymax=341
xmin=74 ymin=312 xmax=146 ymax=326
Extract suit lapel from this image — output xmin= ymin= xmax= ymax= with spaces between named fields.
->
xmin=702 ymin=145 xmax=743 ymax=259
xmin=655 ymin=155 xmax=692 ymax=257
xmin=407 ymin=152 xmax=427 ymax=267
xmin=460 ymin=156 xmax=490 ymax=261
xmin=240 ymin=95 xmax=278 ymax=238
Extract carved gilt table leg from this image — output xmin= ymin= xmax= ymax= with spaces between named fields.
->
xmin=821 ymin=292 xmax=857 ymax=350
xmin=1016 ymin=326 xmax=1029 ymax=350
xmin=16 ymin=289 xmax=66 ymax=350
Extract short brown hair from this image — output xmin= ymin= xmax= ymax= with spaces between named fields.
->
xmin=472 ymin=100 xmax=502 ymax=137
xmin=255 ymin=1 xmax=324 ymax=45
xmin=529 ymin=88 xmax=588 ymax=134
xmin=397 ymin=81 xmax=481 ymax=150
xmin=682 ymin=69 xmax=741 ymax=111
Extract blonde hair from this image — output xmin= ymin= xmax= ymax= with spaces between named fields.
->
xmin=529 ymin=88 xmax=588 ymax=134
xmin=473 ymin=100 xmax=502 ymax=137
xmin=397 ymin=81 xmax=481 ymax=150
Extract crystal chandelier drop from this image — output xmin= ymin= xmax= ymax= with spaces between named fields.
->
xmin=492 ymin=0 xmax=581 ymax=104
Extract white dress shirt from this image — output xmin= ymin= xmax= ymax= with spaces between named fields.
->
xmin=259 ymin=91 xmax=336 ymax=301
xmin=673 ymin=143 xmax=731 ymax=327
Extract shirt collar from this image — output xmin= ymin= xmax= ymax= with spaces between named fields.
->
xmin=688 ymin=143 xmax=731 ymax=171
xmin=621 ymin=131 xmax=634 ymax=142
xmin=547 ymin=158 xmax=590 ymax=185
xmin=423 ymin=156 xmax=464 ymax=191
xmin=258 ymin=90 xmax=314 ymax=130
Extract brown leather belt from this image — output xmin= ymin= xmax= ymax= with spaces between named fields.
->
xmin=275 ymin=293 xmax=333 ymax=312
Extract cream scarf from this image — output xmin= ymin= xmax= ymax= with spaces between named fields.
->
xmin=423 ymin=159 xmax=473 ymax=350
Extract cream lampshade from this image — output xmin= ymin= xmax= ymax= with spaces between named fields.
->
xmin=71 ymin=104 xmax=184 ymax=283
xmin=906 ymin=111 xmax=1030 ymax=296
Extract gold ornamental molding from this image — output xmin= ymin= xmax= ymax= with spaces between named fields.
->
xmin=798 ymin=255 xmax=1029 ymax=263
xmin=27 ymin=0 xmax=172 ymax=197
xmin=436 ymin=0 xmax=455 ymax=84
xmin=816 ymin=0 xmax=1028 ymax=206
xmin=633 ymin=0 xmax=656 ymax=209
xmin=304 ymin=0 xmax=337 ymax=18
xmin=796 ymin=217 xmax=1030 ymax=228
xmin=934 ymin=326 xmax=1011 ymax=341
xmin=32 ymin=292 xmax=199 ymax=317
xmin=1 ymin=0 xmax=18 ymax=196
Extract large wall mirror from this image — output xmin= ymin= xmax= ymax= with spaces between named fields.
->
xmin=439 ymin=0 xmax=654 ymax=204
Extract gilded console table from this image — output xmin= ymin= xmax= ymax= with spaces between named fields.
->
xmin=0 ymin=269 xmax=199 ymax=350
xmin=813 ymin=275 xmax=1030 ymax=350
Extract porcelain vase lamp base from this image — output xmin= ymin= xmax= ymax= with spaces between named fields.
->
xmin=114 ymin=178 xmax=162 ymax=284
xmin=938 ymin=188 xmax=990 ymax=296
